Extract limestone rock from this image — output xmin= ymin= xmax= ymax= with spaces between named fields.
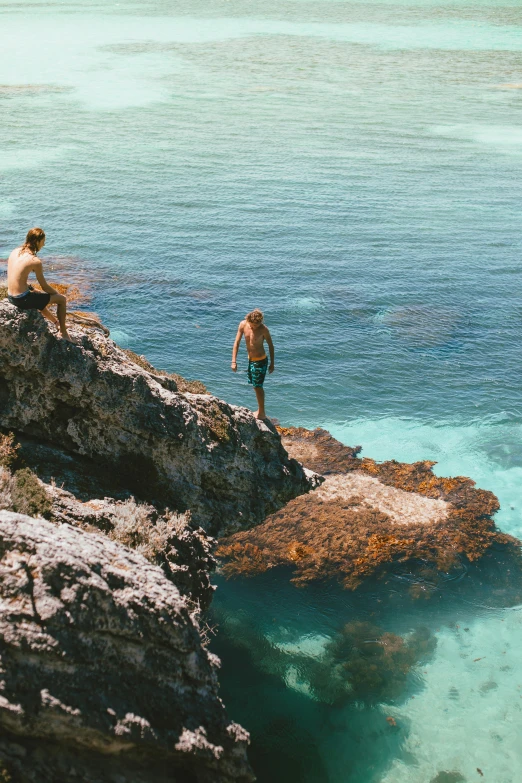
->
xmin=47 ymin=486 xmax=217 ymax=612
xmin=0 ymin=304 xmax=317 ymax=534
xmin=0 ymin=511 xmax=254 ymax=782
xmin=0 ymin=436 xmax=217 ymax=611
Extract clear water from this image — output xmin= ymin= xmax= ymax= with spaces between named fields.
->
xmin=1 ymin=0 xmax=522 ymax=779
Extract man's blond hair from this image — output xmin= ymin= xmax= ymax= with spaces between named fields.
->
xmin=246 ymin=309 xmax=264 ymax=325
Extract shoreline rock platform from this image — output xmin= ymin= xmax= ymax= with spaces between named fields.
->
xmin=217 ymin=427 xmax=522 ymax=591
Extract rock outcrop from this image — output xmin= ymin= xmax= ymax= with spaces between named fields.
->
xmin=1 ymin=436 xmax=217 ymax=612
xmin=0 ymin=305 xmax=324 ymax=781
xmin=217 ymin=428 xmax=522 ymax=591
xmin=0 ymin=511 xmax=254 ymax=783
xmin=48 ymin=484 xmax=217 ymax=612
xmin=0 ymin=303 xmax=316 ymax=535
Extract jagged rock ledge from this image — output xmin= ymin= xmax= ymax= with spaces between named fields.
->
xmin=0 ymin=303 xmax=317 ymax=536
xmin=217 ymin=427 xmax=522 ymax=592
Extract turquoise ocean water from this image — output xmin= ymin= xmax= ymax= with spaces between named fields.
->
xmin=1 ymin=0 xmax=522 ymax=779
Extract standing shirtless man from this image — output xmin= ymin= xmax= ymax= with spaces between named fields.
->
xmin=231 ymin=309 xmax=275 ymax=420
xmin=7 ymin=227 xmax=72 ymax=341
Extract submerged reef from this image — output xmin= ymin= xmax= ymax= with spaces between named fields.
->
xmin=212 ymin=613 xmax=436 ymax=708
xmin=217 ymin=427 xmax=522 ymax=590
xmin=306 ymin=621 xmax=436 ymax=705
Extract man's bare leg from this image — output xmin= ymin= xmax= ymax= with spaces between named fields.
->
xmin=49 ymin=293 xmax=72 ymax=341
xmin=40 ymin=306 xmax=59 ymax=332
xmin=254 ymin=387 xmax=266 ymax=420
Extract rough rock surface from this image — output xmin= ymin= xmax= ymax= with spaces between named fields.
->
xmin=217 ymin=428 xmax=522 ymax=590
xmin=0 ymin=436 xmax=217 ymax=612
xmin=0 ymin=512 xmax=254 ymax=783
xmin=314 ymin=472 xmax=448 ymax=527
xmin=0 ymin=303 xmax=316 ymax=534
xmin=48 ymin=486 xmax=217 ymax=612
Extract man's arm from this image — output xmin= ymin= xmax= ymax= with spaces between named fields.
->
xmin=265 ymin=327 xmax=275 ymax=373
xmin=34 ymin=261 xmax=58 ymax=295
xmin=231 ymin=321 xmax=244 ymax=372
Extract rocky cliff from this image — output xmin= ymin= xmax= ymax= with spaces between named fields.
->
xmin=0 ymin=302 xmax=322 ymax=782
xmin=0 ymin=511 xmax=252 ymax=783
xmin=0 ymin=303 xmax=316 ymax=535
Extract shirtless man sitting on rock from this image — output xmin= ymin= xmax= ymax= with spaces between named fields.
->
xmin=7 ymin=227 xmax=72 ymax=342
xmin=231 ymin=308 xmax=275 ymax=420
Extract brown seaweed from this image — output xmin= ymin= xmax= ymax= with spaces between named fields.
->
xmin=217 ymin=427 xmax=521 ymax=590
xmin=212 ymin=613 xmax=436 ymax=708
xmin=304 ymin=621 xmax=436 ymax=705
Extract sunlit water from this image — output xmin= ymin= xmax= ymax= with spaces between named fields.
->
xmin=1 ymin=0 xmax=522 ymax=780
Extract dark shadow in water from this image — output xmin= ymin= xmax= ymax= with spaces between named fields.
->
xmin=212 ymin=629 xmax=409 ymax=783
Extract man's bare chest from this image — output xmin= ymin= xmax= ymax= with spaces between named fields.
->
xmin=245 ymin=328 xmax=264 ymax=347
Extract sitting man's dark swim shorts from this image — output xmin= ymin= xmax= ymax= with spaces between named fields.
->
xmin=247 ymin=356 xmax=268 ymax=388
xmin=8 ymin=285 xmax=51 ymax=311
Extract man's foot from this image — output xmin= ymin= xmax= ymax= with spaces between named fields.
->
xmin=255 ymin=410 xmax=267 ymax=420
xmin=58 ymin=330 xmax=76 ymax=344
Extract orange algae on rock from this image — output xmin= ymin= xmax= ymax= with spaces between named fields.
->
xmin=219 ymin=542 xmax=269 ymax=577
xmin=276 ymin=426 xmax=362 ymax=475
xmin=217 ymin=427 xmax=521 ymax=590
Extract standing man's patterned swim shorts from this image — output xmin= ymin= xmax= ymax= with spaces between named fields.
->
xmin=247 ymin=357 xmax=268 ymax=388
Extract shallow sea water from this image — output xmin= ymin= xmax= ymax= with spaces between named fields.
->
xmin=1 ymin=0 xmax=522 ymax=780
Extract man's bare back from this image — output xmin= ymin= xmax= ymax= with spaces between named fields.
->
xmin=8 ymin=247 xmax=44 ymax=296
